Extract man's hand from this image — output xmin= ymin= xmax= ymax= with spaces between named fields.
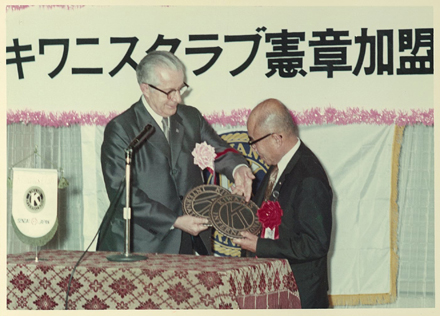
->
xmin=232 ymin=165 xmax=255 ymax=202
xmin=232 ymin=231 xmax=258 ymax=253
xmin=173 ymin=215 xmax=209 ymax=236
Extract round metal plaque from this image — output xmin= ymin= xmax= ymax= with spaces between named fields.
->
xmin=210 ymin=195 xmax=261 ymax=239
xmin=183 ymin=185 xmax=230 ymax=223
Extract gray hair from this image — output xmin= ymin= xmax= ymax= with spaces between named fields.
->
xmin=136 ymin=51 xmax=186 ymax=85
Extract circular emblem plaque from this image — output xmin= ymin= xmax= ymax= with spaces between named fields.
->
xmin=183 ymin=185 xmax=230 ymax=224
xmin=210 ymin=195 xmax=261 ymax=239
xmin=24 ymin=186 xmax=46 ymax=213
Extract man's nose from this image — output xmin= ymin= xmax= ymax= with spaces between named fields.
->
xmin=171 ymin=91 xmax=182 ymax=103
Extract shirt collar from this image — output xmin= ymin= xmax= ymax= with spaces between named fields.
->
xmin=275 ymin=137 xmax=301 ymax=184
xmin=141 ymin=95 xmax=168 ymax=131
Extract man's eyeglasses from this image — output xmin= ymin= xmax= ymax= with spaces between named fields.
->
xmin=248 ymin=133 xmax=274 ymax=146
xmin=147 ymin=82 xmax=189 ymax=100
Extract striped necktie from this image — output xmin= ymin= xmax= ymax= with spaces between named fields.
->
xmin=162 ymin=117 xmax=169 ymax=142
xmin=264 ymin=165 xmax=279 ymax=201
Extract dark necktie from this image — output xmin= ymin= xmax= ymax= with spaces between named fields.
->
xmin=162 ymin=117 xmax=169 ymax=142
xmin=264 ymin=165 xmax=279 ymax=201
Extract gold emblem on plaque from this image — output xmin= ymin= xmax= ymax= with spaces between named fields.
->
xmin=210 ymin=195 xmax=261 ymax=239
xmin=183 ymin=185 xmax=230 ymax=224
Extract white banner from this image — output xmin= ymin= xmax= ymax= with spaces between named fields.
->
xmin=12 ymin=168 xmax=58 ymax=240
xmin=6 ymin=5 xmax=434 ymax=115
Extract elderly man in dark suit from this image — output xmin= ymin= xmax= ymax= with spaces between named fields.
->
xmin=233 ymin=98 xmax=333 ymax=308
xmin=97 ymin=51 xmax=254 ymax=255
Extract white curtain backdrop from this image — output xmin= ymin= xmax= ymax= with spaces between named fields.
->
xmin=393 ymin=125 xmax=435 ymax=307
xmin=7 ymin=123 xmax=84 ymax=253
xmin=6 ymin=123 xmax=434 ymax=308
xmin=300 ymin=125 xmax=395 ymax=299
xmin=336 ymin=124 xmax=435 ymax=308
xmin=80 ymin=125 xmax=108 ymax=250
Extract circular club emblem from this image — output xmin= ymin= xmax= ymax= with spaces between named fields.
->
xmin=183 ymin=185 xmax=230 ymax=224
xmin=210 ymin=194 xmax=261 ymax=239
xmin=24 ymin=186 xmax=46 ymax=213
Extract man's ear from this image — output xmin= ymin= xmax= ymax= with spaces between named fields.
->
xmin=274 ymin=134 xmax=285 ymax=149
xmin=140 ymin=83 xmax=150 ymax=96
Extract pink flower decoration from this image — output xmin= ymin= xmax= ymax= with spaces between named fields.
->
xmin=192 ymin=141 xmax=216 ymax=170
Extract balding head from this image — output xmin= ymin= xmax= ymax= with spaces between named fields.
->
xmin=248 ymin=98 xmax=297 ymax=137
xmin=247 ymin=99 xmax=298 ymax=166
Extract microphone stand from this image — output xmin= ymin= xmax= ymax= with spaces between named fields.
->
xmin=107 ymin=148 xmax=147 ymax=262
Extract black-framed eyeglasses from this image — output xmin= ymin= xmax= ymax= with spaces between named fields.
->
xmin=248 ymin=133 xmax=274 ymax=146
xmin=147 ymin=82 xmax=189 ymax=100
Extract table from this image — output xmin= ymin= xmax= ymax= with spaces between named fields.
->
xmin=7 ymin=250 xmax=301 ymax=310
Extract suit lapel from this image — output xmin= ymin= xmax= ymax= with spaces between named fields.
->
xmin=272 ymin=142 xmax=306 ymax=202
xmin=274 ymin=144 xmax=302 ymax=193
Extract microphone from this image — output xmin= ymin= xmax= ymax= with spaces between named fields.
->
xmin=126 ymin=124 xmax=155 ymax=151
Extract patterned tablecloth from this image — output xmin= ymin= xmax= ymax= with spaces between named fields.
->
xmin=7 ymin=250 xmax=301 ymax=310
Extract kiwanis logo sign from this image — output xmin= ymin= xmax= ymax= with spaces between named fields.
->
xmin=211 ymin=131 xmax=269 ymax=257
xmin=12 ymin=168 xmax=58 ymax=246
xmin=24 ymin=186 xmax=46 ymax=212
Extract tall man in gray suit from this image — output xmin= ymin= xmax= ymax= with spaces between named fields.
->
xmin=233 ymin=98 xmax=333 ymax=308
xmin=97 ymin=51 xmax=254 ymax=255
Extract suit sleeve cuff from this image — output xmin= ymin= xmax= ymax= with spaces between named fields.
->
xmin=232 ymin=164 xmax=248 ymax=178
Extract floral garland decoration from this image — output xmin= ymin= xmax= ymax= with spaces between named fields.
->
xmin=7 ymin=110 xmax=120 ymax=127
xmin=7 ymin=5 xmax=85 ymax=12
xmin=7 ymin=107 xmax=434 ymax=127
xmin=204 ymin=107 xmax=434 ymax=126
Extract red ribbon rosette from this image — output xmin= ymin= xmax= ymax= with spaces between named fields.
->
xmin=257 ymin=201 xmax=283 ymax=239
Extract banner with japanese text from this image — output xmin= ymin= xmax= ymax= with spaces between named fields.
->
xmin=6 ymin=5 xmax=433 ymax=123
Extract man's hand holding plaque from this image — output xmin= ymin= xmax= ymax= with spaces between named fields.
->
xmin=188 ymin=142 xmax=260 ymax=238
xmin=183 ymin=185 xmax=261 ymax=238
